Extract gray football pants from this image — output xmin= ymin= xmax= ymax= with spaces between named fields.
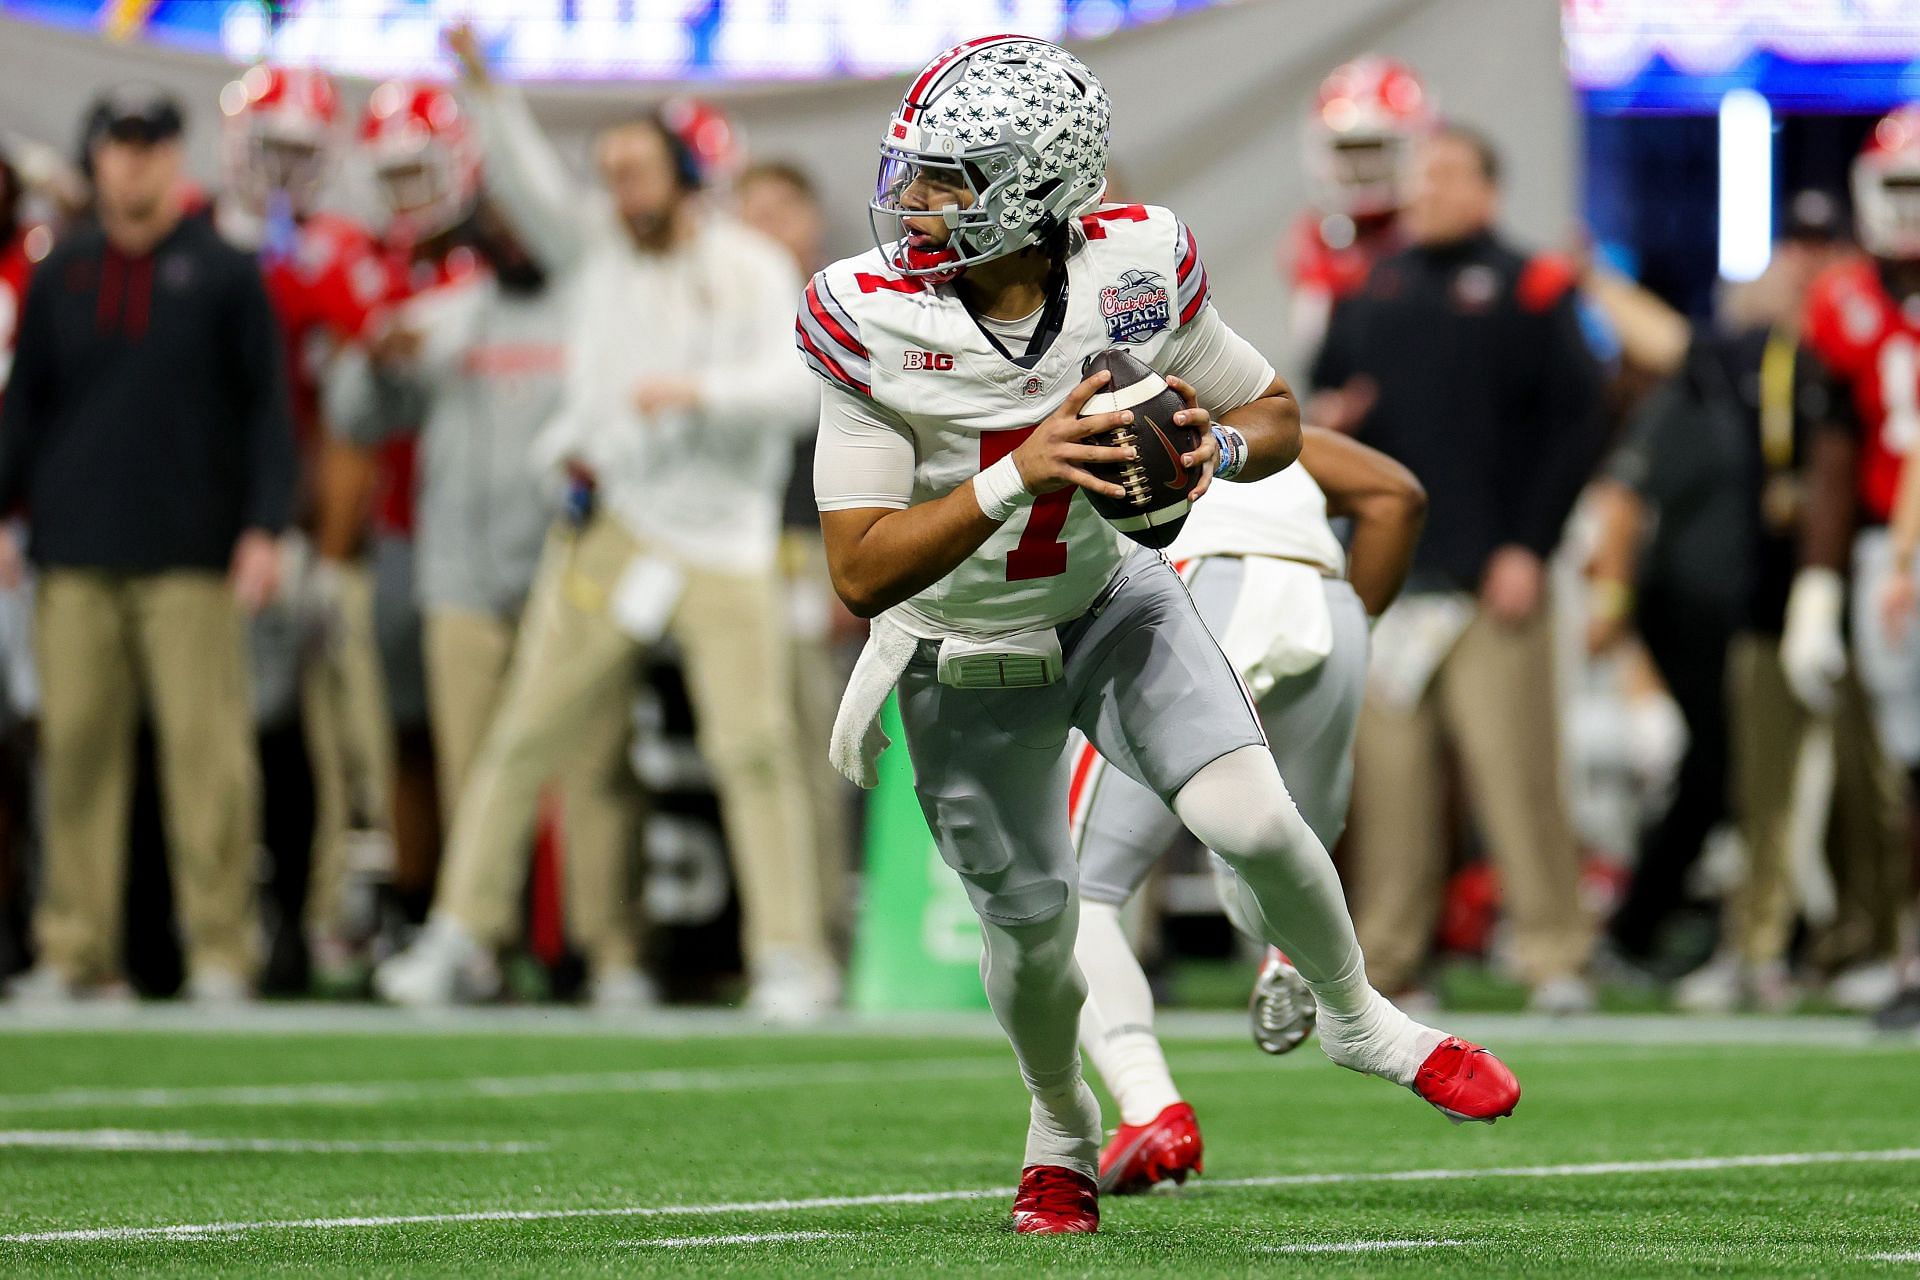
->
xmin=1072 ymin=562 xmax=1369 ymax=906
xmin=896 ymin=548 xmax=1266 ymax=928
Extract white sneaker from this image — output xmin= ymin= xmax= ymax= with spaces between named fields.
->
xmin=1528 ymin=975 xmax=1597 ymax=1016
xmin=6 ymin=964 xmax=79 ymax=1005
xmin=1829 ymin=960 xmax=1900 ymax=1013
xmin=587 ymin=965 xmax=660 ymax=1013
xmin=1674 ymin=951 xmax=1743 ymax=1014
xmin=747 ymin=949 xmax=840 ymax=1025
xmin=373 ymin=916 xmax=500 ymax=1007
xmin=183 ymin=969 xmax=253 ymax=1006
xmin=6 ymin=966 xmax=134 ymax=1006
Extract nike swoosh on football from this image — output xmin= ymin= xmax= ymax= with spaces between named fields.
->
xmin=1145 ymin=417 xmax=1189 ymax=491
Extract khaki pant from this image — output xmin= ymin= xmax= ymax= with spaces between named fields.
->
xmin=435 ymin=514 xmax=830 ymax=971
xmin=33 ymin=570 xmax=259 ymax=983
xmin=425 ymin=602 xmax=644 ymax=973
xmin=1727 ymin=634 xmax=1907 ymax=968
xmin=299 ymin=562 xmax=394 ymax=938
xmin=1350 ymin=606 xmax=1592 ymax=991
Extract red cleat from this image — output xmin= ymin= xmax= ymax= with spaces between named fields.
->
xmin=1097 ymin=1101 xmax=1204 ymax=1195
xmin=1011 ymin=1164 xmax=1099 ymax=1234
xmin=1412 ymin=1035 xmax=1521 ymax=1124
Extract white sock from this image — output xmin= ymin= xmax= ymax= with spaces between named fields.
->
xmin=1177 ymin=746 xmax=1442 ymax=1083
xmin=1023 ymin=1071 xmax=1103 ymax=1174
xmin=1076 ymin=900 xmax=1182 ymax=1126
xmin=980 ymin=904 xmax=1101 ymax=1179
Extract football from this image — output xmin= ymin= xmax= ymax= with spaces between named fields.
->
xmin=1078 ymin=348 xmax=1199 ymax=549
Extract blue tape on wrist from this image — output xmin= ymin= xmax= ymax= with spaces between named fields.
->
xmin=1212 ymin=425 xmax=1247 ymax=481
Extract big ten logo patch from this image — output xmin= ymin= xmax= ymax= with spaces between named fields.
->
xmin=1099 ymin=269 xmax=1171 ymax=344
xmin=904 ymin=348 xmax=956 ymax=370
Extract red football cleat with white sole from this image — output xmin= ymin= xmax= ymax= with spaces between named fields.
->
xmin=1412 ymin=1035 xmax=1521 ymax=1124
xmin=1097 ymin=1101 xmax=1204 ymax=1195
xmin=1012 ymin=1164 xmax=1099 ymax=1234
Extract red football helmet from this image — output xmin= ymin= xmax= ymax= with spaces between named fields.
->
xmin=1304 ymin=56 xmax=1434 ymax=219
xmin=1854 ymin=105 xmax=1920 ymax=261
xmin=660 ymin=96 xmax=743 ymax=189
xmin=219 ymin=65 xmax=339 ymax=217
xmin=359 ymin=81 xmax=480 ymax=241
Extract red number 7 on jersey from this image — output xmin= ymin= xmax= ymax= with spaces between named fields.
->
xmin=981 ymin=428 xmax=1071 ymax=582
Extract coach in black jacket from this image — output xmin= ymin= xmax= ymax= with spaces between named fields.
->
xmin=1311 ymin=125 xmax=1606 ymax=1011
xmin=0 ymin=86 xmax=295 ymax=1003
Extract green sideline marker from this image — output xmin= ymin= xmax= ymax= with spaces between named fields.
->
xmin=848 ymin=694 xmax=988 ymax=1011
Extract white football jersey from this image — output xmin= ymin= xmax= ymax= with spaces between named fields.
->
xmin=1168 ymin=465 xmax=1347 ymax=578
xmin=801 ymin=204 xmax=1216 ymax=640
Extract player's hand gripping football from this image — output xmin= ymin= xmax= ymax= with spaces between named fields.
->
xmin=1164 ymin=374 xmax=1219 ymax=500
xmin=1010 ymin=369 xmax=1138 ymax=501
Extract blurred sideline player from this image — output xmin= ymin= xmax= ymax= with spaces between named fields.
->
xmin=384 ymin=27 xmax=837 ymax=1020
xmin=809 ymin=35 xmax=1518 ymax=1234
xmin=214 ymin=66 xmax=395 ymax=980
xmin=350 ymin=81 xmax=650 ymax=1010
xmin=1073 ymin=426 xmax=1426 ymax=1194
xmin=347 ymin=79 xmax=503 ymax=922
xmin=1832 ymin=105 xmax=1920 ymax=1028
xmin=1282 ymin=57 xmax=1430 ymax=374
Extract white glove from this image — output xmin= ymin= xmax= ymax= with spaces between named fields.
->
xmin=1781 ymin=567 xmax=1847 ymax=714
xmin=302 ymin=555 xmax=352 ymax=658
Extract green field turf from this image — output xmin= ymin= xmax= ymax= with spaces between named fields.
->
xmin=0 ymin=1010 xmax=1917 ymax=1276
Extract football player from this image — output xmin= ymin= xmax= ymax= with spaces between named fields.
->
xmin=349 ymin=80 xmax=492 ymax=928
xmin=1829 ymin=105 xmax=1920 ymax=1027
xmin=1072 ymin=427 xmax=1426 ymax=1195
xmin=808 ymin=36 xmax=1519 ymax=1235
xmin=215 ymin=66 xmax=398 ymax=981
xmin=1282 ymin=56 xmax=1431 ymax=374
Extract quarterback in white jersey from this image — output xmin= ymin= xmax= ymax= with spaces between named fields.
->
xmin=1068 ymin=430 xmax=1429 ymax=1194
xmin=805 ymin=34 xmax=1520 ymax=1236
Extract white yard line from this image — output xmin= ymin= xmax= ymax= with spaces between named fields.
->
xmin=1869 ymin=1252 xmax=1920 ymax=1262
xmin=0 ymin=1057 xmax=1018 ymax=1113
xmin=6 ymin=1147 xmax=1918 ymax=1246
xmin=0 ymin=1130 xmax=544 ymax=1154
xmin=632 ymin=1231 xmax=851 ymax=1248
xmin=1257 ymin=1239 xmax=1466 ymax=1254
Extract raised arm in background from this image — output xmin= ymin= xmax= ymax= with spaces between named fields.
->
xmin=445 ymin=22 xmax=589 ymax=276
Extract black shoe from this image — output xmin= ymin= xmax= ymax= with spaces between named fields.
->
xmin=1871 ymin=986 xmax=1920 ymax=1032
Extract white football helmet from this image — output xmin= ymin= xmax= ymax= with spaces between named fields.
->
xmin=1304 ymin=56 xmax=1433 ymax=219
xmin=1854 ymin=105 xmax=1920 ymax=261
xmin=219 ymin=65 xmax=340 ymax=218
xmin=870 ymin=34 xmax=1110 ymax=277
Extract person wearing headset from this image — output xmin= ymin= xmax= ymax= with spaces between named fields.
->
xmin=373 ymin=25 xmax=836 ymax=1020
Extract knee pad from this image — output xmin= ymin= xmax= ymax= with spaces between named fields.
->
xmin=923 ymin=791 xmax=1074 ymax=927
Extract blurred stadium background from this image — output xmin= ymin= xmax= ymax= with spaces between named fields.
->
xmin=4 ymin=0 xmax=1920 ymax=1271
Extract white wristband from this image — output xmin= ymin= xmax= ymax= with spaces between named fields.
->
xmin=1212 ymin=424 xmax=1248 ymax=481
xmin=972 ymin=453 xmax=1033 ymax=522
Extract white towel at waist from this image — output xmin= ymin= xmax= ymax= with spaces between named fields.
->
xmin=829 ymin=610 xmax=918 ymax=788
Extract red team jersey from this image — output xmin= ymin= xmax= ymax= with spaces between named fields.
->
xmin=1281 ymin=210 xmax=1399 ymax=366
xmin=259 ymin=210 xmax=390 ymax=448
xmin=1283 ymin=210 xmax=1391 ymax=301
xmin=0 ymin=226 xmax=40 ymax=409
xmin=1803 ymin=256 xmax=1920 ymax=525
